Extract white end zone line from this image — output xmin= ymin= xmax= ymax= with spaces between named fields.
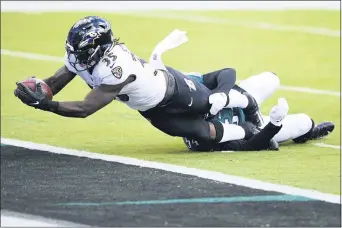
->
xmin=1 ymin=137 xmax=341 ymax=204
xmin=1 ymin=210 xmax=88 ymax=227
xmin=1 ymin=49 xmax=340 ymax=97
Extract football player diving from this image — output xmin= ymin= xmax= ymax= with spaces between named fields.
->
xmin=14 ymin=16 xmax=264 ymax=147
xmin=149 ymin=30 xmax=335 ymax=152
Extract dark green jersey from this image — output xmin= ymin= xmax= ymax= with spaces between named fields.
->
xmin=211 ymin=107 xmax=246 ymax=125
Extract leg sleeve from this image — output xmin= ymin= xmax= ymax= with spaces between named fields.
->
xmin=214 ymin=122 xmax=282 ymax=151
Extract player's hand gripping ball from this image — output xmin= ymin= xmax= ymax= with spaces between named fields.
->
xmin=14 ymin=77 xmax=53 ymax=107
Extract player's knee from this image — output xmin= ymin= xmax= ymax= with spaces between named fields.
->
xmin=296 ymin=113 xmax=313 ymax=133
xmin=267 ymin=72 xmax=280 ymax=89
xmin=183 ymin=137 xmax=212 ymax=152
xmin=178 ymin=121 xmax=212 ymax=142
xmin=193 ymin=128 xmax=212 ymax=142
xmin=257 ymin=71 xmax=280 ymax=89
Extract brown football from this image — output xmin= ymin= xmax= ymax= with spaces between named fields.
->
xmin=19 ymin=78 xmax=53 ymax=100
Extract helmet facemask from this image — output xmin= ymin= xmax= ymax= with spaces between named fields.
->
xmin=66 ymin=44 xmax=104 ymax=72
xmin=66 ymin=23 xmax=114 ymax=72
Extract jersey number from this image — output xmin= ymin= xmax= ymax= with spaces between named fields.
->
xmin=232 ymin=116 xmax=239 ymax=125
xmin=184 ymin=137 xmax=199 ymax=149
xmin=102 ymin=52 xmax=117 ymax=69
xmin=221 ymin=115 xmax=239 ymax=125
xmin=120 ymin=45 xmax=145 ymax=68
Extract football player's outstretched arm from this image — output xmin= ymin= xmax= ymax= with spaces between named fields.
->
xmin=51 ymin=84 xmax=122 ymax=118
xmin=43 ymin=65 xmax=76 ymax=96
xmin=15 ymin=75 xmax=135 ymax=118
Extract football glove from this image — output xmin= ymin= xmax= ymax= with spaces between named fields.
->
xmin=209 ymin=92 xmax=228 ymax=116
xmin=15 ymin=81 xmax=56 ymax=111
xmin=269 ymin=98 xmax=289 ymax=126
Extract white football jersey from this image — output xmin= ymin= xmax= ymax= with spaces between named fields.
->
xmin=64 ymin=44 xmax=167 ymax=111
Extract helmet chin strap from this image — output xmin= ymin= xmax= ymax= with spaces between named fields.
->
xmin=89 ymin=45 xmax=100 ymax=60
xmin=69 ymin=43 xmax=112 ymax=72
xmin=87 ymin=45 xmax=101 ymax=68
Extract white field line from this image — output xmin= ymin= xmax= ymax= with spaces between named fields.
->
xmin=1 ymin=137 xmax=340 ymax=204
xmin=279 ymin=85 xmax=340 ymax=96
xmin=1 ymin=49 xmax=340 ymax=97
xmin=314 ymin=143 xmax=341 ymax=150
xmin=223 ymin=143 xmax=341 ymax=151
xmin=118 ymin=12 xmax=341 ymax=37
xmin=1 ymin=49 xmax=64 ymax=63
xmin=1 ymin=210 xmax=87 ymax=227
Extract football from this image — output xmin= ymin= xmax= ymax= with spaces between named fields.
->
xmin=19 ymin=78 xmax=53 ymax=100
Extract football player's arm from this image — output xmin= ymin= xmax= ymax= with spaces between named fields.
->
xmin=47 ymin=73 xmax=135 ymax=118
xmin=16 ymin=72 xmax=134 ymax=118
xmin=217 ymin=98 xmax=288 ymax=151
xmin=186 ymin=122 xmax=281 ymax=152
xmin=43 ymin=65 xmax=76 ymax=96
xmin=214 ymin=122 xmax=281 ymax=151
xmin=49 ymin=83 xmax=121 ymax=118
xmin=202 ymin=68 xmax=236 ymax=95
xmin=149 ymin=29 xmax=188 ymax=71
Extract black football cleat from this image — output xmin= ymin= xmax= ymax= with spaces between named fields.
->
xmin=293 ymin=121 xmax=335 ymax=143
xmin=243 ymin=92 xmax=263 ymax=127
xmin=309 ymin=121 xmax=335 ymax=140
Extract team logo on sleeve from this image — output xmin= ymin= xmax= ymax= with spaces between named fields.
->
xmin=184 ymin=78 xmax=197 ymax=92
xmin=111 ymin=66 xmax=123 ymax=79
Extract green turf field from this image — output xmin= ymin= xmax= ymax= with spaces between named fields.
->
xmin=1 ymin=11 xmax=340 ymax=194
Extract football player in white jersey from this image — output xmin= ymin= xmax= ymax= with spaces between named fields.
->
xmin=14 ymin=16 xmax=262 ymax=146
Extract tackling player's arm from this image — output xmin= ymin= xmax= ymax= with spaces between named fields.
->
xmin=43 ymin=65 xmax=76 ymax=95
xmin=201 ymin=68 xmax=236 ymax=96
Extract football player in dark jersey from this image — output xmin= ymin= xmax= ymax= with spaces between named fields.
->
xmin=181 ymin=73 xmax=334 ymax=152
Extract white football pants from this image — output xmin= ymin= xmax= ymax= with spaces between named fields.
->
xmin=238 ymin=72 xmax=313 ymax=143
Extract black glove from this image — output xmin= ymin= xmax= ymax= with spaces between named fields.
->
xmin=14 ymin=81 xmax=58 ymax=112
xmin=14 ymin=77 xmax=35 ymax=104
